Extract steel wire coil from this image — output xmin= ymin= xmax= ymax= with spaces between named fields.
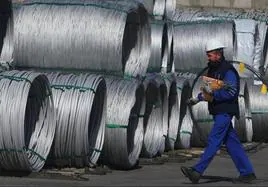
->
xmin=173 ymin=20 xmax=235 ymax=72
xmin=164 ymin=0 xmax=176 ymax=19
xmin=0 ymin=12 xmax=13 ymax=69
xmin=47 ymin=72 xmax=106 ymax=167
xmin=147 ymin=19 xmax=168 ymax=73
xmin=248 ymin=82 xmax=268 ymax=142
xmin=161 ymin=73 xmax=180 ymax=151
xmin=162 ymin=22 xmax=174 ymax=73
xmin=233 ymin=79 xmax=253 ymax=142
xmin=103 ymin=76 xmax=144 ymax=170
xmin=138 ymin=0 xmax=154 ymax=15
xmin=141 ymin=76 xmax=163 ymax=158
xmin=174 ymin=77 xmax=192 ymax=149
xmin=153 ymin=0 xmax=165 ymax=20
xmin=177 ymin=106 xmax=194 ymax=149
xmin=144 ymin=73 xmax=168 ymax=154
xmin=13 ymin=0 xmax=150 ymax=77
xmin=190 ymin=79 xmax=213 ymax=147
xmin=0 ymin=0 xmax=12 ymax=56
xmin=0 ymin=70 xmax=56 ymax=172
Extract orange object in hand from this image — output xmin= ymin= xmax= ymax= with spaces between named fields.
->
xmin=201 ymin=76 xmax=224 ymax=91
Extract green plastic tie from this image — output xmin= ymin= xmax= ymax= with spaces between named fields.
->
xmin=106 ymin=124 xmax=128 ymax=129
xmin=0 ymin=147 xmax=46 ymax=161
xmin=0 ymin=75 xmax=32 ymax=84
xmin=22 ymin=1 xmax=129 ymax=14
xmin=51 ymin=84 xmax=96 ymax=93
xmin=180 ymin=130 xmax=192 ymax=135
xmin=177 ymin=86 xmax=183 ymax=91
xmin=251 ymin=110 xmax=268 ymax=114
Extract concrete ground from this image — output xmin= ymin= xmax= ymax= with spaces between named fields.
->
xmin=0 ymin=144 xmax=268 ymax=187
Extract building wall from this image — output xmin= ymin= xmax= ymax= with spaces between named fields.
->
xmin=177 ymin=0 xmax=268 ymax=9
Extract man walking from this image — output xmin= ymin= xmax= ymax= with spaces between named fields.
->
xmin=181 ymin=39 xmax=256 ymax=184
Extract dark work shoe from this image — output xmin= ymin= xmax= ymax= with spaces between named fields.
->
xmin=181 ymin=166 xmax=201 ymax=184
xmin=233 ymin=173 xmax=257 ymax=184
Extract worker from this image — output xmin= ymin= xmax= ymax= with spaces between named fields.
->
xmin=181 ymin=39 xmax=256 ymax=184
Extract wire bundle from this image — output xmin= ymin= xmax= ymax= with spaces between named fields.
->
xmin=148 ymin=19 xmax=168 ymax=73
xmin=161 ymin=73 xmax=180 ymax=151
xmin=47 ymin=72 xmax=106 ymax=167
xmin=164 ymin=0 xmax=176 ymax=19
xmin=233 ymin=79 xmax=253 ymax=142
xmin=173 ymin=20 xmax=235 ymax=72
xmin=248 ymin=82 xmax=268 ymax=142
xmin=162 ymin=22 xmax=174 ymax=73
xmin=153 ymin=0 xmax=166 ymax=20
xmin=174 ymin=77 xmax=192 ymax=149
xmin=13 ymin=0 xmax=150 ymax=77
xmin=190 ymin=79 xmax=213 ymax=147
xmin=104 ymin=76 xmax=144 ymax=170
xmin=233 ymin=19 xmax=258 ymax=78
xmin=0 ymin=0 xmax=12 ymax=59
xmin=141 ymin=76 xmax=163 ymax=158
xmin=0 ymin=70 xmax=56 ymax=172
xmin=144 ymin=73 xmax=168 ymax=154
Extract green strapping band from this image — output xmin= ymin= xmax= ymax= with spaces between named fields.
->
xmin=123 ymin=73 xmax=137 ymax=80
xmin=89 ymin=147 xmax=102 ymax=153
xmin=0 ymin=147 xmax=46 ymax=161
xmin=0 ymin=75 xmax=32 ymax=84
xmin=196 ymin=118 xmax=214 ymax=123
xmin=169 ymin=137 xmax=176 ymax=142
xmin=51 ymin=84 xmax=96 ymax=93
xmin=180 ymin=131 xmax=192 ymax=135
xmin=22 ymin=1 xmax=129 ymax=14
xmin=172 ymin=19 xmax=230 ymax=27
xmin=106 ymin=124 xmax=128 ymax=129
xmin=251 ymin=110 xmax=268 ymax=114
xmin=177 ymin=86 xmax=183 ymax=91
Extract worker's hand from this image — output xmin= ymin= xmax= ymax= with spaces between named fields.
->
xmin=202 ymin=91 xmax=214 ymax=102
xmin=187 ymin=97 xmax=200 ymax=106
xmin=201 ymin=83 xmax=213 ymax=94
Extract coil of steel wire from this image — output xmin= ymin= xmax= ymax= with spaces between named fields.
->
xmin=147 ymin=19 xmax=168 ymax=73
xmin=141 ymin=76 xmax=163 ymax=158
xmin=138 ymin=0 xmax=154 ymax=15
xmin=162 ymin=22 xmax=174 ymax=73
xmin=47 ymin=72 xmax=106 ymax=167
xmin=190 ymin=79 xmax=213 ymax=147
xmin=153 ymin=0 xmax=165 ymax=20
xmin=0 ymin=13 xmax=13 ymax=70
xmin=0 ymin=0 xmax=12 ymax=57
xmin=103 ymin=76 xmax=144 ymax=170
xmin=13 ymin=0 xmax=150 ymax=77
xmin=144 ymin=73 xmax=168 ymax=154
xmin=248 ymin=82 xmax=268 ymax=142
xmin=161 ymin=73 xmax=180 ymax=151
xmin=173 ymin=20 xmax=235 ymax=72
xmin=174 ymin=77 xmax=193 ymax=149
xmin=233 ymin=79 xmax=253 ymax=142
xmin=0 ymin=70 xmax=56 ymax=172
xmin=164 ymin=0 xmax=176 ymax=19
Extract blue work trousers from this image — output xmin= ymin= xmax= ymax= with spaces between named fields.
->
xmin=193 ymin=113 xmax=254 ymax=176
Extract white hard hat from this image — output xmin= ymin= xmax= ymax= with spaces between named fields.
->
xmin=205 ymin=39 xmax=225 ymax=52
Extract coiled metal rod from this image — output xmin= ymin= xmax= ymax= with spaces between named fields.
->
xmin=47 ymin=72 xmax=106 ymax=167
xmin=141 ymin=76 xmax=163 ymax=158
xmin=173 ymin=20 xmax=235 ymax=72
xmin=161 ymin=73 xmax=180 ymax=151
xmin=0 ymin=70 xmax=56 ymax=172
xmin=148 ymin=19 xmax=168 ymax=73
xmin=233 ymin=79 xmax=253 ymax=142
xmin=14 ymin=0 xmax=150 ymax=77
xmin=103 ymin=76 xmax=144 ymax=170
xmin=174 ymin=77 xmax=192 ymax=149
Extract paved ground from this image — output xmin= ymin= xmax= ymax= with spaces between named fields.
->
xmin=0 ymin=145 xmax=268 ymax=186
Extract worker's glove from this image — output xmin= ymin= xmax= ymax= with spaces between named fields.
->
xmin=202 ymin=91 xmax=214 ymax=102
xmin=187 ymin=97 xmax=200 ymax=106
xmin=201 ymin=83 xmax=213 ymax=94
